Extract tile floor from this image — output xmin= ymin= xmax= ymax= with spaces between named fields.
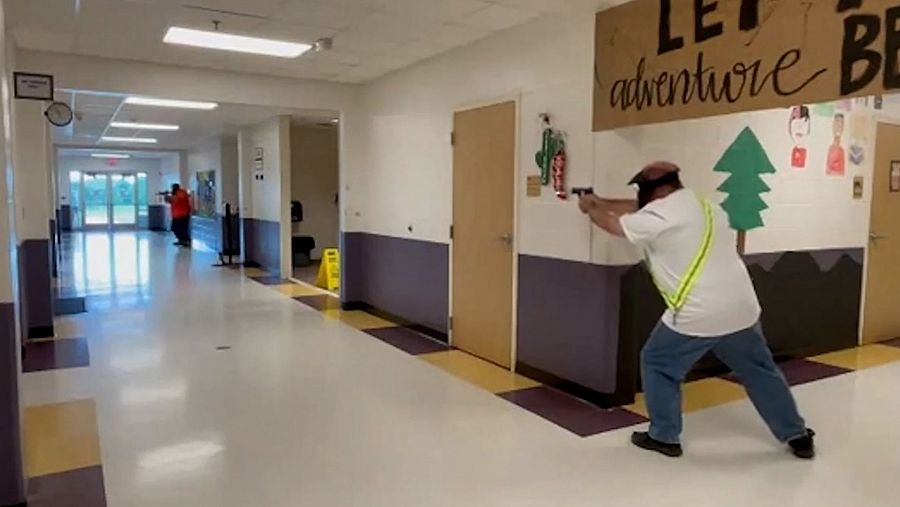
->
xmin=19 ymin=231 xmax=900 ymax=507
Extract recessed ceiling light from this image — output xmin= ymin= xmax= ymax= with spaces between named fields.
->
xmin=331 ymin=119 xmax=339 ymax=123
xmin=124 ymin=96 xmax=218 ymax=110
xmin=101 ymin=136 xmax=158 ymax=144
xmin=91 ymin=153 xmax=131 ymax=159
xmin=110 ymin=122 xmax=180 ymax=131
xmin=163 ymin=27 xmax=311 ymax=58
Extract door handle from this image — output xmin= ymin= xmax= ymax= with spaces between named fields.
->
xmin=499 ymin=233 xmax=514 ymax=246
xmin=870 ymin=232 xmax=887 ymax=242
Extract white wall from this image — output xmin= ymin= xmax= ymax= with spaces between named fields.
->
xmin=0 ymin=4 xmax=18 ymax=304
xmin=241 ymin=115 xmax=292 ymax=277
xmin=291 ymin=124 xmax=339 ymax=259
xmin=345 ymin=12 xmax=598 ymax=262
xmin=597 ymin=105 xmax=877 ymax=264
xmin=346 ymin=10 xmax=876 ymax=269
xmin=220 ymin=136 xmax=239 ymax=214
xmin=13 ymin=100 xmax=52 ymax=241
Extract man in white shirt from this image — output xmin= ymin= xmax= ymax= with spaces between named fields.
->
xmin=578 ymin=161 xmax=815 ymax=459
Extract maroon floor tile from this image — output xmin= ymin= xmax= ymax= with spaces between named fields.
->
xmin=365 ymin=327 xmax=450 ymax=355
xmin=252 ymin=276 xmax=289 ymax=286
xmin=28 ymin=466 xmax=107 ymax=507
xmin=881 ymin=337 xmax=900 ymax=349
xmin=500 ymin=386 xmax=647 ymax=437
xmin=295 ymin=294 xmax=342 ymax=311
xmin=23 ymin=338 xmax=90 ymax=373
xmin=723 ymin=358 xmax=851 ymax=387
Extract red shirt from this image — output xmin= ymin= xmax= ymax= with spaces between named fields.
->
xmin=170 ymin=189 xmax=191 ymax=219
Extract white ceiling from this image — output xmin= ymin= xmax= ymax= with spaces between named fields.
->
xmin=53 ymin=88 xmax=337 ymax=150
xmin=5 ymin=0 xmax=609 ymax=84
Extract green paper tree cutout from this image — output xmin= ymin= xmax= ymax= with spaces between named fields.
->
xmin=714 ymin=127 xmax=776 ymax=252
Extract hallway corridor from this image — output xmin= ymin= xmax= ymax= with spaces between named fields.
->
xmin=20 ymin=232 xmax=900 ymax=506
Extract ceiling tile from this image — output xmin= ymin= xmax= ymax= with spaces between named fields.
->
xmin=375 ymin=0 xmax=490 ymax=23
xmin=249 ymin=20 xmax=337 ymax=44
xmin=271 ymin=0 xmax=375 ymax=30
xmin=427 ymin=23 xmax=490 ymax=49
xmin=165 ymin=5 xmax=265 ymax=33
xmin=347 ymin=12 xmax=435 ymax=45
xmin=486 ymin=0 xmax=563 ymax=13
xmin=460 ymin=4 xmax=540 ymax=31
xmin=186 ymin=0 xmax=285 ymax=18
xmin=331 ymin=32 xmax=402 ymax=55
xmin=5 ymin=0 xmax=78 ymax=32
xmin=390 ymin=40 xmax=448 ymax=62
xmin=12 ymin=28 xmax=76 ymax=53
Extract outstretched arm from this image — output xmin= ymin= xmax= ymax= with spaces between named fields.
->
xmin=578 ymin=195 xmax=637 ymax=237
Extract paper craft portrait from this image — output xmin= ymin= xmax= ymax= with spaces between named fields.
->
xmin=789 ymin=106 xmax=810 ymax=170
xmin=827 ymin=114 xmax=846 ymax=177
xmin=848 ymin=115 xmax=868 ymax=166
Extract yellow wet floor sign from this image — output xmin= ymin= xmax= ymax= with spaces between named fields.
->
xmin=316 ymin=248 xmax=340 ymax=292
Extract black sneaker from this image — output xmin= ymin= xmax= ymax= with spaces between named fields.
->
xmin=788 ymin=428 xmax=816 ymax=459
xmin=631 ymin=432 xmax=683 ymax=458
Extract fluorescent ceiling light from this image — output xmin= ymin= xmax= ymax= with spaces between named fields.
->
xmin=110 ymin=121 xmax=180 ymax=131
xmin=124 ymin=96 xmax=218 ymax=110
xmin=163 ymin=27 xmax=311 ymax=58
xmin=102 ymin=136 xmax=158 ymax=144
xmin=91 ymin=153 xmax=131 ymax=159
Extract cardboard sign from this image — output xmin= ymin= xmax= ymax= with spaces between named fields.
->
xmin=526 ymin=175 xmax=542 ymax=197
xmin=316 ymin=248 xmax=341 ymax=292
xmin=593 ymin=0 xmax=900 ymax=131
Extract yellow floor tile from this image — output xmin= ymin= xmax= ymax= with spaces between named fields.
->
xmin=273 ymin=283 xmax=323 ymax=298
xmin=242 ymin=267 xmax=270 ymax=277
xmin=24 ymin=399 xmax=102 ymax=478
xmin=626 ymin=378 xmax=747 ymax=418
xmin=811 ymin=345 xmax=900 ymax=371
xmin=321 ymin=309 xmax=396 ymax=330
xmin=420 ymin=350 xmax=540 ymax=394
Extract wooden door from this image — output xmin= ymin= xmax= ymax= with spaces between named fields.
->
xmin=863 ymin=123 xmax=900 ymax=344
xmin=452 ymin=102 xmax=516 ymax=368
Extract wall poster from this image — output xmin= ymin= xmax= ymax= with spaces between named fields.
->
xmin=593 ymin=0 xmax=900 ymax=131
xmin=194 ymin=170 xmax=216 ymax=218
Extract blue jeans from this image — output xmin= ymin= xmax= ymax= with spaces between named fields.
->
xmin=641 ymin=322 xmax=807 ymax=444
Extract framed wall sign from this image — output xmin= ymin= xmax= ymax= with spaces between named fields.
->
xmin=14 ymin=72 xmax=54 ymax=101
xmin=254 ymin=147 xmax=264 ymax=171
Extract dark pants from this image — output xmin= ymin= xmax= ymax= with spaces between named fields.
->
xmin=641 ymin=322 xmax=807 ymax=444
xmin=171 ymin=216 xmax=191 ymax=244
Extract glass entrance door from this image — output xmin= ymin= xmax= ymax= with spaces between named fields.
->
xmin=83 ymin=173 xmax=110 ymax=227
xmin=71 ymin=172 xmax=147 ymax=229
xmin=111 ymin=174 xmax=137 ymax=227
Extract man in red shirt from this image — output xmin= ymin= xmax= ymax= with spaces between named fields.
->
xmin=166 ymin=183 xmax=192 ymax=247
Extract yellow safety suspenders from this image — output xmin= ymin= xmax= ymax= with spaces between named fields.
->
xmin=645 ymin=199 xmax=715 ymax=320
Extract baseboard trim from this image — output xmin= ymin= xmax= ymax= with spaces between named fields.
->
xmin=515 ymin=362 xmax=636 ymax=409
xmin=341 ymin=301 xmax=448 ymax=343
xmin=28 ymin=325 xmax=54 ymax=339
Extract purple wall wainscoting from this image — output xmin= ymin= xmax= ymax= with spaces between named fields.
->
xmin=0 ymin=303 xmax=26 ymax=505
xmin=191 ymin=215 xmax=221 ymax=252
xmin=516 ymin=255 xmax=628 ymax=398
xmin=242 ymin=218 xmax=280 ymax=274
xmin=18 ymin=239 xmax=54 ymax=339
xmin=341 ymin=232 xmax=449 ymax=334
